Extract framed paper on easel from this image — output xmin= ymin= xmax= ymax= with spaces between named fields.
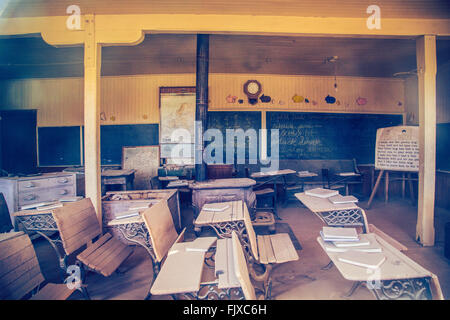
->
xmin=368 ymin=126 xmax=419 ymax=208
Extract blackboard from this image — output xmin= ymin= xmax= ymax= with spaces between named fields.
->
xmin=99 ymin=124 xmax=159 ymax=165
xmin=437 ymin=123 xmax=450 ymax=171
xmin=207 ymin=111 xmax=261 ymax=163
xmin=266 ymin=112 xmax=403 ymax=164
xmin=38 ymin=126 xmax=81 ymax=166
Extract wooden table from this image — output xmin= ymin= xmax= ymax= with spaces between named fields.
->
xmin=190 ymin=178 xmax=256 ymax=219
xmin=101 ymin=169 xmax=135 ymax=195
xmin=194 ymin=200 xmax=246 ymax=240
xmin=158 ymin=176 xmax=179 ymax=188
xmin=317 ymin=233 xmax=443 ymax=300
xmin=295 ymin=192 xmax=368 ymax=232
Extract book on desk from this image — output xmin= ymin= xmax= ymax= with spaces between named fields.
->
xmin=305 ymin=188 xmax=339 ymax=199
xmin=328 ymin=194 xmax=358 ymax=204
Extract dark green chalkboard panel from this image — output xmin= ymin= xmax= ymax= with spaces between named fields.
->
xmin=437 ymin=123 xmax=450 ymax=171
xmin=100 ymin=124 xmax=159 ymax=165
xmin=266 ymin=112 xmax=403 ymax=164
xmin=207 ymin=111 xmax=261 ymax=163
xmin=38 ymin=126 xmax=81 ymax=166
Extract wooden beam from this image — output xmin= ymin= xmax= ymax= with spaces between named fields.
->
xmin=1 ymin=15 xmax=450 ymax=47
xmin=84 ymin=14 xmax=102 ymax=229
xmin=416 ymin=35 xmax=437 ymax=246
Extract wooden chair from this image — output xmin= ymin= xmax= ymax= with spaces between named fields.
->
xmin=240 ymin=202 xmax=299 ymax=298
xmin=52 ymin=198 xmax=134 ymax=281
xmin=245 ymin=167 xmax=277 ymax=217
xmin=0 ymin=231 xmax=89 ymax=300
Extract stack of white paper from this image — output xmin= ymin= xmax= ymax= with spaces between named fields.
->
xmin=321 ymin=226 xmax=359 ymax=242
xmin=328 ymin=194 xmax=358 ymax=204
xmin=305 ymin=188 xmax=339 ymax=199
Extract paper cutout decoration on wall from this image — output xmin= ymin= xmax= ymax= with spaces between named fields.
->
xmin=238 ymin=99 xmax=244 ymax=104
xmin=325 ymin=95 xmax=336 ymax=104
xmin=292 ymin=94 xmax=304 ymax=103
xmin=336 ymin=100 xmax=341 ymax=106
xmin=226 ymin=95 xmax=237 ymax=103
xmin=356 ymin=97 xmax=367 ymax=106
xmin=249 ymin=98 xmax=258 ymax=105
xmin=100 ymin=112 xmax=106 ymax=121
xmin=304 ymin=98 xmax=310 ymax=103
xmin=312 ymin=100 xmax=317 ymax=106
xmin=279 ymin=100 xmax=285 ymax=105
xmin=260 ymin=94 xmax=271 ymax=103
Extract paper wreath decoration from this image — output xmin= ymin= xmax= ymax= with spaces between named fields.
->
xmin=260 ymin=94 xmax=271 ymax=103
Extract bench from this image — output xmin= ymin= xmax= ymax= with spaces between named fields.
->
xmin=52 ymin=198 xmax=134 ymax=280
xmin=0 ymin=231 xmax=89 ymax=300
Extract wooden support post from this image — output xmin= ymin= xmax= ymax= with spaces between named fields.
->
xmin=84 ymin=15 xmax=102 ymax=229
xmin=367 ymin=170 xmax=384 ymax=209
xmin=384 ymin=171 xmax=389 ymax=204
xmin=416 ymin=35 xmax=437 ymax=246
xmin=195 ymin=34 xmax=209 ymax=182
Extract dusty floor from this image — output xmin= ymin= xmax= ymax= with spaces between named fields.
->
xmin=33 ymin=197 xmax=450 ymax=300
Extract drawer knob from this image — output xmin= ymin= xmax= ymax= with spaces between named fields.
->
xmin=58 ymin=178 xmax=69 ymax=183
xmin=59 ymin=189 xmax=68 ymax=195
xmin=25 ymin=182 xmax=35 ymax=188
xmin=24 ymin=194 xmax=37 ymax=201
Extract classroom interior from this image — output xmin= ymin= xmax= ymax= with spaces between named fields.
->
xmin=0 ymin=0 xmax=450 ymax=301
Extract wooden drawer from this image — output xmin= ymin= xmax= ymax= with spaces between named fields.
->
xmin=18 ymin=175 xmax=74 ymax=193
xmin=18 ymin=185 xmax=76 ymax=207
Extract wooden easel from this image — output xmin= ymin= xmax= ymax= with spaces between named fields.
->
xmin=367 ymin=170 xmax=417 ymax=209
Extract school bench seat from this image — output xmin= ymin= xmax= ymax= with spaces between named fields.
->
xmin=0 ymin=231 xmax=88 ymax=300
xmin=240 ymin=202 xmax=299 ymax=298
xmin=52 ymin=198 xmax=134 ymax=278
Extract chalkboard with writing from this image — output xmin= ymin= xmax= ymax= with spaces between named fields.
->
xmin=207 ymin=111 xmax=261 ymax=163
xmin=266 ymin=112 xmax=403 ymax=164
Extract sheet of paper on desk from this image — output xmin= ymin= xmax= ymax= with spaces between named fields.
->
xmin=322 ymin=226 xmax=359 ymax=240
xmin=59 ymin=196 xmax=83 ymax=202
xmin=338 ymin=251 xmax=386 ymax=269
xmin=203 ymin=205 xmax=230 ymax=212
xmin=128 ymin=204 xmax=150 ymax=210
xmin=21 ymin=201 xmax=59 ymax=210
xmin=115 ymin=211 xmax=140 ymax=219
xmin=36 ymin=203 xmax=64 ymax=211
xmin=339 ymin=172 xmax=358 ymax=176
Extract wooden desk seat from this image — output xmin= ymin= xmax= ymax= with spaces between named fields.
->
xmin=0 ymin=231 xmax=87 ymax=300
xmin=52 ymin=198 xmax=134 ymax=277
xmin=254 ymin=188 xmax=275 ymax=196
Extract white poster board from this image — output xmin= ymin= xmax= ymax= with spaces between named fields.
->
xmin=375 ymin=126 xmax=419 ymax=172
xmin=122 ymin=146 xmax=160 ymax=189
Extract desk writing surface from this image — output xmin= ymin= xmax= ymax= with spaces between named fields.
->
xmin=101 ymin=169 xmax=135 ymax=177
xmin=195 ymin=201 xmax=244 ymax=225
xmin=190 ymin=178 xmax=256 ymax=189
xmin=317 ymin=234 xmax=432 ymax=282
xmin=251 ymin=169 xmax=296 ymax=178
xmin=150 ymin=250 xmax=206 ymax=295
xmin=297 ymin=172 xmax=318 ymax=178
xmin=107 ymin=215 xmax=143 ymax=226
xmin=295 ymin=192 xmax=359 ymax=212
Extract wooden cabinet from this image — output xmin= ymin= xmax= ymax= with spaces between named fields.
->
xmin=0 ymin=172 xmax=77 ymax=227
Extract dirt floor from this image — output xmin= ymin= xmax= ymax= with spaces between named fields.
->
xmin=32 ymin=197 xmax=450 ymax=300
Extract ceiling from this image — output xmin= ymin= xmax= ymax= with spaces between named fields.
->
xmin=1 ymin=34 xmax=450 ymax=80
xmin=2 ymin=0 xmax=450 ymax=19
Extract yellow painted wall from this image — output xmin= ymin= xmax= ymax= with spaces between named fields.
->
xmin=0 ymin=73 xmax=405 ymax=127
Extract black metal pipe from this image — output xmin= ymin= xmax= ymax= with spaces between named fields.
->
xmin=195 ymin=34 xmax=209 ymax=181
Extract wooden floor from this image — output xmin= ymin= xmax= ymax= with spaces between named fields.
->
xmin=32 ymin=198 xmax=450 ymax=300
